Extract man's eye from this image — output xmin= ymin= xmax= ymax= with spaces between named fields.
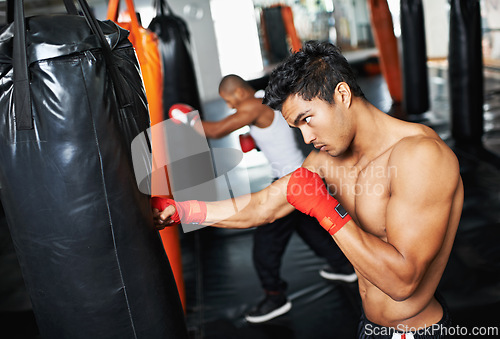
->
xmin=305 ymin=116 xmax=312 ymax=124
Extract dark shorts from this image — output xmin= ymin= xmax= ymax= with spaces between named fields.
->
xmin=357 ymin=296 xmax=453 ymax=339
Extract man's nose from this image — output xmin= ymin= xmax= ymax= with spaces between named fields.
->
xmin=301 ymin=129 xmax=315 ymax=144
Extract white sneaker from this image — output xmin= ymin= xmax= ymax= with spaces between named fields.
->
xmin=245 ymin=294 xmax=292 ymax=323
xmin=319 ymin=267 xmax=358 ymax=282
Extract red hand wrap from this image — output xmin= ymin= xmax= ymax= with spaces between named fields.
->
xmin=151 ymin=197 xmax=207 ymax=225
xmin=286 ymin=167 xmax=351 ymax=235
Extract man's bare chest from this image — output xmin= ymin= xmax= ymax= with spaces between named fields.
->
xmin=325 ymin=159 xmax=395 ymax=238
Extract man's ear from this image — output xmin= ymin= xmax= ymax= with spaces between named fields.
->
xmin=335 ymin=82 xmax=352 ymax=108
xmin=234 ymin=87 xmax=245 ymax=99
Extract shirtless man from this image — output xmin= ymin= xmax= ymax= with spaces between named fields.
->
xmin=154 ymin=41 xmax=463 ymax=338
xmin=180 ymin=74 xmax=355 ymax=323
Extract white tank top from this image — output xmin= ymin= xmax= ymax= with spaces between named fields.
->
xmin=249 ymin=91 xmax=304 ymax=178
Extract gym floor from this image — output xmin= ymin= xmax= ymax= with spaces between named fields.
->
xmin=1 ymin=60 xmax=499 ymax=338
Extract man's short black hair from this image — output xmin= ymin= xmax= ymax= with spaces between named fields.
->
xmin=263 ymin=41 xmax=365 ymax=111
xmin=219 ymin=74 xmax=252 ymax=95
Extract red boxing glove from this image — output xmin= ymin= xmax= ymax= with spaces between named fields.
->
xmin=239 ymin=133 xmax=257 ymax=153
xmin=286 ymin=167 xmax=351 ymax=235
xmin=151 ymin=197 xmax=207 ymax=225
xmin=168 ymin=103 xmax=199 ymax=126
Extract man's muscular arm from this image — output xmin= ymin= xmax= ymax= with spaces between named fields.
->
xmin=201 ymin=108 xmax=259 ymax=139
xmin=155 ymin=175 xmax=295 ymax=229
xmin=289 ymin=139 xmax=462 ymax=301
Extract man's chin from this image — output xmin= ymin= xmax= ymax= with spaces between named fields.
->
xmin=326 ymin=149 xmax=343 ymax=157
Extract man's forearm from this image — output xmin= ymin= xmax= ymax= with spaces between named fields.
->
xmin=203 ymin=194 xmax=268 ymax=228
xmin=203 ymin=190 xmax=295 ymax=229
xmin=203 ymin=176 xmax=294 ymax=228
xmin=153 ymin=175 xmax=294 ymax=229
xmin=201 ymin=121 xmax=228 ymax=139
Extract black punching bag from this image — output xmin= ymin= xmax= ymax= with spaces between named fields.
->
xmin=148 ymin=0 xmax=204 ymax=118
xmin=261 ymin=6 xmax=290 ymax=63
xmin=0 ymin=1 xmax=188 ymax=338
xmin=449 ymin=0 xmax=484 ymax=144
xmin=0 ymin=197 xmax=39 ymax=337
xmin=401 ymin=0 xmax=429 ymax=115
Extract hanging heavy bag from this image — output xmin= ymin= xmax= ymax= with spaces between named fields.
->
xmin=260 ymin=5 xmax=301 ymax=63
xmin=148 ymin=0 xmax=204 ymax=118
xmin=107 ymin=0 xmax=164 ymax=126
xmin=449 ymin=0 xmax=484 ymax=145
xmin=401 ymin=0 xmax=430 ymax=115
xmin=367 ymin=0 xmax=403 ymax=103
xmin=0 ymin=1 xmax=188 ymax=338
xmin=261 ymin=6 xmax=290 ymax=63
xmin=106 ymin=0 xmax=187 ymax=311
xmin=280 ymin=5 xmax=302 ymax=52
xmin=0 ymin=196 xmax=35 ymax=319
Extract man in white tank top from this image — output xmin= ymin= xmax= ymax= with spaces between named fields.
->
xmin=195 ymin=74 xmax=356 ymax=323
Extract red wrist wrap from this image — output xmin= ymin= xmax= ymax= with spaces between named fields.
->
xmin=176 ymin=200 xmax=207 ymax=224
xmin=151 ymin=197 xmax=207 ymax=225
xmin=319 ymin=202 xmax=352 ymax=235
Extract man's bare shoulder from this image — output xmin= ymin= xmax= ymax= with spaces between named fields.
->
xmin=388 ymin=128 xmax=460 ymax=191
xmin=237 ymin=97 xmax=273 ymax=118
xmin=240 ymin=96 xmax=271 ymax=110
xmin=390 ymin=126 xmax=455 ymax=161
xmin=302 ymin=150 xmax=342 ymax=177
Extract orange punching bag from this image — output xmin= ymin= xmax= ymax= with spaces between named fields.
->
xmin=367 ymin=0 xmax=403 ymax=103
xmin=107 ymin=0 xmax=186 ymax=310
xmin=260 ymin=5 xmax=301 ymax=63
xmin=107 ymin=0 xmax=163 ymax=125
xmin=280 ymin=5 xmax=302 ymax=52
